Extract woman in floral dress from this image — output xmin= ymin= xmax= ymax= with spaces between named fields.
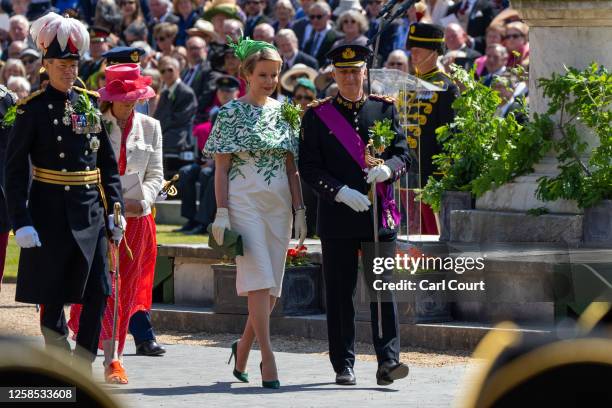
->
xmin=204 ymin=38 xmax=307 ymax=389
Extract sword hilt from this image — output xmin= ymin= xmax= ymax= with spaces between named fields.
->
xmin=113 ymin=202 xmax=122 ymax=229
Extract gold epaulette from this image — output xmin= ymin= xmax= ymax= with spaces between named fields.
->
xmin=73 ymin=86 xmax=99 ymax=98
xmin=306 ymin=96 xmax=333 ymax=109
xmin=369 ymin=94 xmax=396 ymax=104
xmin=16 ymin=89 xmax=44 ymax=106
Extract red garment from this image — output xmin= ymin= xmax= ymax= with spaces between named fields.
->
xmin=117 ymin=111 xmax=135 ymax=176
xmin=68 ymin=214 xmax=157 ymax=354
xmin=194 ymin=121 xmax=213 ymax=151
xmin=400 ymin=189 xmax=439 ymax=235
xmin=0 ymin=232 xmax=8 ymax=288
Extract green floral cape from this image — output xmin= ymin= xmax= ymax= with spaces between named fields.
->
xmin=204 ymin=100 xmax=299 ymax=183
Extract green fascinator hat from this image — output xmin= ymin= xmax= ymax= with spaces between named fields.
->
xmin=227 ymin=35 xmax=277 ymax=61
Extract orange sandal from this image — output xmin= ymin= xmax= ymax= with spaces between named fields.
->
xmin=104 ymin=360 xmax=129 ymax=384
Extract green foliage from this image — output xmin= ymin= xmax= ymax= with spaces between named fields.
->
xmin=421 ymin=66 xmax=551 ymax=212
xmin=535 ymin=63 xmax=612 ymax=208
xmin=1 ymin=105 xmax=16 ymax=128
xmin=281 ymin=101 xmax=302 ymax=130
xmin=526 ymin=207 xmax=550 ymax=216
xmin=74 ymin=92 xmax=100 ymax=125
xmin=368 ymin=118 xmax=396 ymax=153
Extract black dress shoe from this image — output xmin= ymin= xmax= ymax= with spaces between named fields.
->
xmin=136 ymin=340 xmax=166 ymax=356
xmin=184 ymin=224 xmax=206 ymax=235
xmin=336 ymin=367 xmax=356 ymax=385
xmin=376 ymin=360 xmax=409 ymax=386
xmin=173 ymin=221 xmax=198 ymax=233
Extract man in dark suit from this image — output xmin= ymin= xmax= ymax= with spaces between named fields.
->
xmin=154 ymin=56 xmax=198 ymax=177
xmin=299 ymin=45 xmax=410 ymax=386
xmin=242 ymin=0 xmax=271 ymax=37
xmin=148 ymin=0 xmax=180 ymax=46
xmin=0 ymin=85 xmax=16 ymax=290
xmin=182 ymin=36 xmax=217 ymax=122
xmin=443 ymin=22 xmax=482 ymax=70
xmin=5 ymin=13 xmax=124 ymax=368
xmin=302 ymin=1 xmax=343 ymax=67
xmin=276 ymin=28 xmax=319 ymax=72
xmin=445 ymin=0 xmax=496 ymax=54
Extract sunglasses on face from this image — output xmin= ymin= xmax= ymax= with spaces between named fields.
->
xmin=246 ymin=0 xmax=261 ymax=4
xmin=121 ymin=0 xmax=136 ymax=5
xmin=504 ymin=33 xmax=523 ymax=40
xmin=22 ymin=58 xmax=37 ymax=65
xmin=156 ymin=36 xmax=167 ymax=42
xmin=387 ymin=62 xmax=404 ymax=67
xmin=294 ymin=94 xmax=313 ymax=102
xmin=309 ymin=14 xmax=325 ymax=20
xmin=343 ymin=19 xmax=356 ymax=24
xmin=160 ymin=68 xmax=174 ymax=74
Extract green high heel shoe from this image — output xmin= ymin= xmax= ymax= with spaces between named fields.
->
xmin=260 ymin=362 xmax=280 ymax=389
xmin=227 ymin=340 xmax=248 ymax=382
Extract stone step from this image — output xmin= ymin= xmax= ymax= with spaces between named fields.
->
xmin=151 ymin=304 xmax=552 ymax=352
xmin=155 ymin=200 xmax=186 ymax=225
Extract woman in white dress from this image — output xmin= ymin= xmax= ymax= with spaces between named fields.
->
xmin=204 ymin=38 xmax=307 ymax=389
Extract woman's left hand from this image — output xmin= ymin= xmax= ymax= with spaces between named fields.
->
xmin=124 ymin=199 xmax=144 ymax=217
xmin=293 ymin=208 xmax=307 ymax=246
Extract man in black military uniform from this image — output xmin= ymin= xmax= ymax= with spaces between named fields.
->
xmin=299 ymin=44 xmax=410 ymax=386
xmin=404 ymin=22 xmax=459 ymax=234
xmin=5 ymin=13 xmax=125 ymax=367
xmin=0 ymin=85 xmax=17 ymax=290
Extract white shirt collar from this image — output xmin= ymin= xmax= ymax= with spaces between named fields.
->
xmin=166 ymin=78 xmax=182 ymax=94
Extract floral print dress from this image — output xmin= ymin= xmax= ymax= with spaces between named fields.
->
xmin=204 ymin=99 xmax=298 ymax=297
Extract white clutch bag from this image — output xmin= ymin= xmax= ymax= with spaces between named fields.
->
xmin=120 ymin=172 xmax=145 ymax=201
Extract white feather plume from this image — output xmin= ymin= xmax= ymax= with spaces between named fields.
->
xmin=30 ymin=12 xmax=90 ymax=56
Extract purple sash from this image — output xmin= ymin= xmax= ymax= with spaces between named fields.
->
xmin=313 ymin=103 xmax=401 ymax=229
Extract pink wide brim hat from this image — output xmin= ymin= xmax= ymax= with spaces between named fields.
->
xmin=98 ymin=63 xmax=156 ymax=102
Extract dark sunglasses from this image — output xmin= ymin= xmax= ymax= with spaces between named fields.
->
xmin=387 ymin=62 xmax=405 ymax=67
xmin=156 ymin=36 xmax=167 ymax=42
xmin=309 ymin=14 xmax=325 ymax=20
xmin=294 ymin=95 xmax=313 ymax=102
xmin=22 ymin=58 xmax=37 ymax=65
xmin=504 ymin=33 xmax=523 ymax=40
xmin=246 ymin=0 xmax=261 ymax=4
xmin=343 ymin=19 xmax=356 ymax=24
xmin=121 ymin=0 xmax=136 ymax=5
xmin=160 ymin=68 xmax=174 ymax=74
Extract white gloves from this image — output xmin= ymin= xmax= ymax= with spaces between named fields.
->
xmin=15 ymin=226 xmax=42 ymax=248
xmin=335 ymin=186 xmax=371 ymax=212
xmin=108 ymin=214 xmax=127 ymax=243
xmin=293 ymin=208 xmax=307 ymax=246
xmin=212 ymin=207 xmax=230 ymax=246
xmin=366 ymin=164 xmax=392 ymax=184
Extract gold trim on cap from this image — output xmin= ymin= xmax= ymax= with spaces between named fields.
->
xmin=408 ymin=35 xmax=445 ymax=43
xmin=334 ymin=61 xmax=366 ymax=68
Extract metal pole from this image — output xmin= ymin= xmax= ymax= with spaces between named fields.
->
xmin=111 ymin=202 xmax=122 ymax=355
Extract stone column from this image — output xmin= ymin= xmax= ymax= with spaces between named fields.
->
xmin=475 ymin=0 xmax=612 ymax=214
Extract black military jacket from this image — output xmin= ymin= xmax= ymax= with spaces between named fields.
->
xmin=5 ymin=84 xmax=123 ymax=304
xmin=299 ymin=93 xmax=410 ymax=240
xmin=402 ymin=68 xmax=459 ymax=187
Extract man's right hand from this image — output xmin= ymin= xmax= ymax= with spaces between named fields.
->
xmin=15 ymin=226 xmax=42 ymax=248
xmin=335 ymin=186 xmax=371 ymax=212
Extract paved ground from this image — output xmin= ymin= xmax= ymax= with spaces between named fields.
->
xmin=0 ymin=283 xmax=474 ymax=408
xmin=99 ymin=342 xmax=470 ymax=408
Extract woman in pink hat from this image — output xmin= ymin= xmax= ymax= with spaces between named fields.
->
xmin=69 ymin=63 xmax=164 ymax=384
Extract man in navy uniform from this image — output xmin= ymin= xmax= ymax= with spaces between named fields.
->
xmin=299 ymin=44 xmax=410 ymax=386
xmin=5 ymin=13 xmax=125 ymax=367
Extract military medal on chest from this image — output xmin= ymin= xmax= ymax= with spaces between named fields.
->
xmin=66 ymin=91 xmax=102 ymax=134
xmin=89 ymin=135 xmax=100 ymax=152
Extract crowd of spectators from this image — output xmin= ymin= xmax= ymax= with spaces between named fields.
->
xmin=0 ymin=0 xmax=528 ymax=235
